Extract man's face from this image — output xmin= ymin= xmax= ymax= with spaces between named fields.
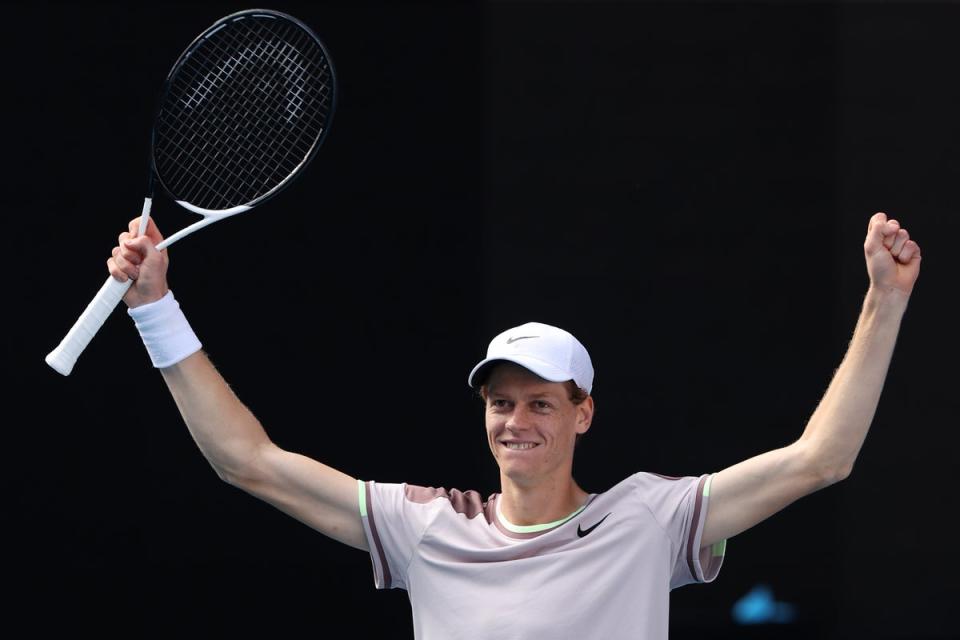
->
xmin=483 ymin=363 xmax=593 ymax=487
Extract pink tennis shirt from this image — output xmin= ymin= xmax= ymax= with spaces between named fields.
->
xmin=359 ymin=472 xmax=726 ymax=639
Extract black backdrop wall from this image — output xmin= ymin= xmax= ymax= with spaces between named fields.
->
xmin=5 ymin=1 xmax=958 ymax=638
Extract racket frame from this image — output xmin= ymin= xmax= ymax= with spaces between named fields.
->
xmin=45 ymin=9 xmax=336 ymax=376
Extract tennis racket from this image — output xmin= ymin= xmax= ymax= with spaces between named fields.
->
xmin=46 ymin=9 xmax=336 ymax=376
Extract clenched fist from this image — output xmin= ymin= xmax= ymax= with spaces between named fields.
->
xmin=864 ymin=212 xmax=921 ymax=298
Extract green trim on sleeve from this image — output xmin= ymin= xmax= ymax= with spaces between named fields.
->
xmin=712 ymin=539 xmax=727 ymax=557
xmin=358 ymin=479 xmax=367 ymax=517
xmin=703 ymin=474 xmax=726 ymax=557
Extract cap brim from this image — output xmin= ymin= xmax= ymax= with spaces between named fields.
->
xmin=467 ymin=356 xmax=572 ymax=388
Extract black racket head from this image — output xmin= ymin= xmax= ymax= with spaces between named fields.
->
xmin=150 ymin=9 xmax=336 ymax=213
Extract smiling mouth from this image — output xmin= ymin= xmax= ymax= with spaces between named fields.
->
xmin=501 ymin=442 xmax=539 ymax=450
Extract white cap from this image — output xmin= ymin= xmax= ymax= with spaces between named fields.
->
xmin=467 ymin=322 xmax=594 ymax=394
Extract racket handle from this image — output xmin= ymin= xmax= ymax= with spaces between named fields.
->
xmin=46 ymin=276 xmax=133 ymax=376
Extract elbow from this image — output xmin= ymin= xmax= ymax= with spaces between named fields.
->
xmin=816 ymin=459 xmax=855 ymax=489
xmin=213 ymin=464 xmax=240 ymax=486
xmin=203 ymin=455 xmax=243 ymax=486
xmin=796 ymin=440 xmax=854 ymax=490
xmin=214 ymin=461 xmax=261 ymax=491
xmin=211 ymin=441 xmax=276 ymax=490
xmin=834 ymin=460 xmax=855 ymax=483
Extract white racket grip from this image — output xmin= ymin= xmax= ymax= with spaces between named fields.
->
xmin=46 ymin=276 xmax=132 ymax=376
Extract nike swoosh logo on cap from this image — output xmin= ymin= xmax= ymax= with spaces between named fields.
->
xmin=506 ymin=335 xmax=539 ymax=344
xmin=577 ymin=512 xmax=612 ymax=538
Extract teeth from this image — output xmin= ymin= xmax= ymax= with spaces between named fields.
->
xmin=504 ymin=442 xmax=537 ymax=450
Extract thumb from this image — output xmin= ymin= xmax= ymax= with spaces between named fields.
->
xmin=864 ymin=211 xmax=894 ymax=256
xmin=125 ymin=215 xmax=167 ymax=250
xmin=123 ymin=234 xmax=159 ymax=261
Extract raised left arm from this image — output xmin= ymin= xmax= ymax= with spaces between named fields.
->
xmin=701 ymin=212 xmax=921 ymax=548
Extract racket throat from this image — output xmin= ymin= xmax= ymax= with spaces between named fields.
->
xmin=156 ymin=206 xmax=251 ymax=251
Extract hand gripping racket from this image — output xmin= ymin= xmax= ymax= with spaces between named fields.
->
xmin=46 ymin=9 xmax=336 ymax=376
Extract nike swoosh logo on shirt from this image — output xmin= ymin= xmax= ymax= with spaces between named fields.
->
xmin=577 ymin=512 xmax=612 ymax=538
xmin=506 ymin=335 xmax=538 ymax=344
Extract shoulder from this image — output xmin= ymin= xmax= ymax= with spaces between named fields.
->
xmin=385 ymin=482 xmax=497 ymax=523
xmin=631 ymin=471 xmax=697 ymax=487
xmin=604 ymin=471 xmax=693 ymax=492
xmin=615 ymin=472 xmax=707 ymax=508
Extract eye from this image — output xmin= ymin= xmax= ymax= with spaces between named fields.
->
xmin=534 ymin=400 xmax=552 ymax=411
xmin=490 ymin=398 xmax=511 ymax=410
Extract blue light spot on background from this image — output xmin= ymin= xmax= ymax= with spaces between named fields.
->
xmin=732 ymin=583 xmax=798 ymax=625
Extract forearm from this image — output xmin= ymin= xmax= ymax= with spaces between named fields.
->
xmin=160 ymin=350 xmax=272 ymax=483
xmin=703 ymin=214 xmax=920 ymax=545
xmin=799 ymin=285 xmax=909 ymax=481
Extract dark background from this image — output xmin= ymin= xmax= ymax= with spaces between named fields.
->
xmin=5 ymin=1 xmax=958 ymax=638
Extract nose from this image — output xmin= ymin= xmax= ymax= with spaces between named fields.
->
xmin=504 ymin=406 xmax=531 ymax=432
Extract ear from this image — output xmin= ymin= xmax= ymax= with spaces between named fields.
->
xmin=575 ymin=396 xmax=594 ymax=435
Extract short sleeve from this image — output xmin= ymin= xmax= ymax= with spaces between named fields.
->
xmin=358 ymin=480 xmax=447 ymax=590
xmin=631 ymin=472 xmax=726 ymax=589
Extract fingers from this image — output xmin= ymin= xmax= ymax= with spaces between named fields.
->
xmin=897 ymin=239 xmax=922 ymax=264
xmin=112 ymin=217 xmax=167 ymax=283
xmin=889 ymin=227 xmax=909 ymax=257
xmin=107 ymin=253 xmax=137 ymax=283
xmin=864 ymin=211 xmax=922 ymax=268
xmin=110 ymin=215 xmax=170 ymax=298
xmin=865 ymin=212 xmax=908 ymax=255
xmin=867 ymin=211 xmax=888 ymax=232
xmin=110 ymin=244 xmax=140 ymax=281
xmin=865 ymin=212 xmax=892 ymax=255
xmin=117 ymin=231 xmax=148 ymax=261
xmin=107 ymin=256 xmax=127 ymax=282
xmin=126 ymin=215 xmax=166 ymax=245
xmin=882 ymin=219 xmax=899 ymax=248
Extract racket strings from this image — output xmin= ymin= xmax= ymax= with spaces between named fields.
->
xmin=205 ymin=35 xmax=327 ymax=180
xmin=163 ymin=23 xmax=329 ymax=194
xmin=160 ymin=29 xmax=328 ymax=205
xmin=154 ymin=14 xmax=333 ymax=210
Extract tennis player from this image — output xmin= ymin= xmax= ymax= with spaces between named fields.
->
xmin=108 ymin=211 xmax=920 ymax=638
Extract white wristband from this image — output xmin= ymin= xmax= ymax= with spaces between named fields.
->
xmin=128 ymin=290 xmax=202 ymax=368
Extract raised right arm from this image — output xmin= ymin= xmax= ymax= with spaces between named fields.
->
xmin=160 ymin=352 xmax=367 ymax=550
xmin=110 ymin=217 xmax=367 ymax=551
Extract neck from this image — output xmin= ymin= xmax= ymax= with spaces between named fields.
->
xmin=498 ymin=473 xmax=589 ymax=526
